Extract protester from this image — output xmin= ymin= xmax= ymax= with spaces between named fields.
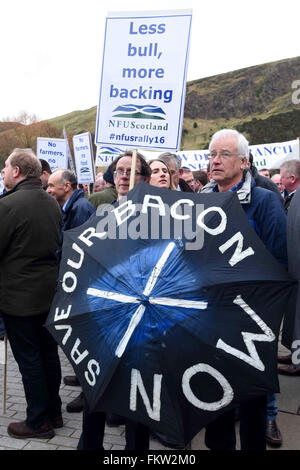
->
xmin=179 ymin=167 xmax=196 ymax=191
xmin=248 ymin=153 xmax=281 ymax=199
xmin=193 ymin=170 xmax=208 ymax=192
xmin=159 ymin=152 xmax=193 ymax=192
xmin=277 ymin=161 xmax=300 ymax=371
xmin=201 ymin=129 xmax=287 ymax=450
xmin=47 ymin=169 xmax=95 ymax=413
xmin=39 ymin=158 xmax=52 ymax=190
xmin=0 ymin=148 xmax=62 ymax=439
xmin=258 ymin=168 xmax=271 ymax=178
xmin=77 ymin=150 xmax=152 ymax=451
xmin=88 ymin=162 xmax=117 ymax=210
xmin=271 ymin=173 xmax=287 ymax=198
xmin=279 ymin=187 xmax=300 ymax=377
xmin=279 ymin=160 xmax=300 ymax=212
xmin=149 ymin=159 xmax=175 ymax=189
xmin=93 ymin=172 xmax=105 ymax=192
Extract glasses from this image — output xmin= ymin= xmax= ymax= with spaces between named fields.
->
xmin=113 ymin=169 xmax=143 ymax=178
xmin=207 ymin=151 xmax=241 ymax=160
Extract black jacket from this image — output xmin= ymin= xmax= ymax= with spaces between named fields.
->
xmin=0 ymin=178 xmax=62 ymax=316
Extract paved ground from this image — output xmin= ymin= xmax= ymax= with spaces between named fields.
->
xmin=0 ymin=339 xmax=299 ymax=451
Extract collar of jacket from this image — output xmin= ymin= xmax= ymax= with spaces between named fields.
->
xmin=1 ymin=177 xmax=42 ymax=198
xmin=200 ymin=169 xmax=253 ymax=204
xmin=63 ymin=188 xmax=85 ymax=213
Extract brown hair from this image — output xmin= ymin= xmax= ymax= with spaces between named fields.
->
xmin=149 ymin=159 xmax=176 ymax=190
xmin=10 ymin=148 xmax=42 ymax=178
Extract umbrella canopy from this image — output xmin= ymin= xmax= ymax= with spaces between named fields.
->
xmin=46 ymin=182 xmax=295 ymax=444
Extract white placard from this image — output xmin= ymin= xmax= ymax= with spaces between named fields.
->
xmin=95 ymin=9 xmax=192 ymax=151
xmin=36 ymin=137 xmax=68 ymax=171
xmin=95 ymin=146 xmax=125 ymax=167
xmin=73 ymin=132 xmax=95 ymax=184
xmin=249 ymin=139 xmax=300 ymax=169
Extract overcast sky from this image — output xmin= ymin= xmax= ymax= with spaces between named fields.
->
xmin=2 ymin=0 xmax=300 ymax=121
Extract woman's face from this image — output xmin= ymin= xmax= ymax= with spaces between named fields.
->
xmin=149 ymin=161 xmax=170 ymax=188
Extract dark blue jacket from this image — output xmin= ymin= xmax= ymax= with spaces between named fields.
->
xmin=58 ymin=189 xmax=95 ymax=263
xmin=62 ymin=189 xmax=95 ymax=232
xmin=201 ymin=170 xmax=288 ymax=267
xmin=243 ymin=181 xmax=288 ymax=267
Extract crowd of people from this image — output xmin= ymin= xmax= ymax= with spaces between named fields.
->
xmin=0 ymin=128 xmax=299 ymax=450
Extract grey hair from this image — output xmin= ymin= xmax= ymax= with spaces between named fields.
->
xmin=53 ymin=168 xmax=78 ymax=190
xmin=209 ymin=129 xmax=249 ymax=160
xmin=280 ymin=159 xmax=300 ymax=178
xmin=159 ymin=152 xmax=181 ymax=171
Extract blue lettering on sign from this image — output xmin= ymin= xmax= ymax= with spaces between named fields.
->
xmin=122 ymin=67 xmax=164 ymax=79
xmin=128 ymin=42 xmax=162 ymax=60
xmin=110 ymin=85 xmax=173 ymax=104
xmin=263 ymin=147 xmax=272 ymax=155
xmin=48 ymin=142 xmax=56 ymax=147
xmin=129 ymin=22 xmax=166 ymax=35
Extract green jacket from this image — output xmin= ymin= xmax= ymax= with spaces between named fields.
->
xmin=88 ymin=186 xmax=117 ymax=209
xmin=0 ymin=178 xmax=62 ymax=316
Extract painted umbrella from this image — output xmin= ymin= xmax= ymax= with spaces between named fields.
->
xmin=45 ymin=182 xmax=295 ymax=443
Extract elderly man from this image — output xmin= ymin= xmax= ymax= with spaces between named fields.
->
xmin=280 ymin=160 xmax=300 ymax=212
xmin=0 ymin=149 xmax=62 ymax=439
xmin=77 ymin=151 xmax=152 ymax=451
xmin=201 ymin=129 xmax=287 ymax=450
xmin=47 ymin=169 xmax=95 ymax=413
xmin=47 ymin=169 xmax=95 ymax=251
xmin=271 ymin=173 xmax=286 ymax=197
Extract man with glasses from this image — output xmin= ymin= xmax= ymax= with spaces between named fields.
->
xmin=201 ymin=129 xmax=287 ymax=450
xmin=113 ymin=151 xmax=151 ymax=199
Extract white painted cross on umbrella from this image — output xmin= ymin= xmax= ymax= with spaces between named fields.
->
xmin=87 ymin=242 xmax=207 ymax=358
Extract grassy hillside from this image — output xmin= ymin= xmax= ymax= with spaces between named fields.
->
xmin=1 ymin=55 xmax=300 ymax=166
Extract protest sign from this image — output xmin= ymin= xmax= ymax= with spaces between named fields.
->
xmin=95 ymin=146 xmax=125 ymax=167
xmin=36 ymin=137 xmax=68 ymax=171
xmin=73 ymin=132 xmax=95 ymax=184
xmin=250 ymin=139 xmax=300 ymax=169
xmin=95 ymin=9 xmax=192 ymax=151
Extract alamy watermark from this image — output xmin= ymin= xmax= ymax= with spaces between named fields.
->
xmin=291 ymin=80 xmax=300 ymax=104
xmin=95 ymin=196 xmax=207 ymax=250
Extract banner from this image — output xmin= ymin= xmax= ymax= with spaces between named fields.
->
xmin=36 ymin=137 xmax=68 ymax=171
xmin=95 ymin=9 xmax=192 ymax=151
xmin=94 ymin=139 xmax=300 ymax=170
xmin=249 ymin=139 xmax=300 ymax=169
xmin=73 ymin=132 xmax=95 ymax=184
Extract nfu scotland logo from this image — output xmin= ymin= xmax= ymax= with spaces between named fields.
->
xmin=112 ymin=104 xmax=166 ymax=120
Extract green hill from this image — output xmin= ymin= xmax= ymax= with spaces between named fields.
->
xmin=1 ymin=55 xmax=300 ymax=166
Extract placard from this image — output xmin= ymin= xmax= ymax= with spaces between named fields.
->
xmin=73 ymin=132 xmax=95 ymax=184
xmin=36 ymin=137 xmax=68 ymax=171
xmin=95 ymin=9 xmax=192 ymax=151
